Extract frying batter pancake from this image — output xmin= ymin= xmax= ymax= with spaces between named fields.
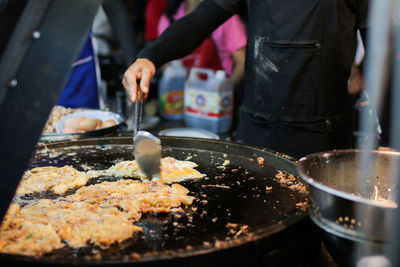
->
xmin=0 ymin=199 xmax=140 ymax=256
xmin=0 ymin=179 xmax=194 ymax=257
xmin=104 ymin=157 xmax=206 ymax=183
xmin=0 ymin=204 xmax=64 ymax=257
xmin=17 ymin=166 xmax=90 ymax=195
xmin=1 ymin=155 xmax=202 ymax=256
xmin=67 ymin=179 xmax=195 ymax=220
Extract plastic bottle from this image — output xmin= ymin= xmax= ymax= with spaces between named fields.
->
xmin=184 ymin=68 xmax=233 ymax=133
xmin=158 ymin=60 xmax=187 ymax=120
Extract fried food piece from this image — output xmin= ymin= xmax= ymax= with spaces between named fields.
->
xmin=16 ymin=166 xmax=90 ymax=195
xmin=0 ymin=199 xmax=141 ymax=256
xmin=0 ymin=204 xmax=64 ymax=256
xmin=42 ymin=105 xmax=82 ymax=134
xmin=67 ymin=179 xmax=195 ymax=220
xmin=1 ymin=156 xmax=199 ymax=257
xmin=160 ymin=157 xmax=205 ymax=183
xmin=105 ymin=157 xmax=205 ymax=183
xmin=25 ymin=199 xmax=141 ymax=248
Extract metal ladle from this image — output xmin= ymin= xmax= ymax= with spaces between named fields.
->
xmin=133 ymin=87 xmax=161 ymax=180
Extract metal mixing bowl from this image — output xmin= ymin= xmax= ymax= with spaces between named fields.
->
xmin=297 ymin=149 xmax=399 ymax=265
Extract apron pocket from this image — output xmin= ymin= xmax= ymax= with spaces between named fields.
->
xmin=254 ymin=39 xmax=320 ymax=107
xmin=280 ymin=115 xmax=347 ymax=157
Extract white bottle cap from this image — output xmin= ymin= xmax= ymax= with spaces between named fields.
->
xmin=171 ymin=60 xmax=182 ymax=66
xmin=216 ymin=70 xmax=226 ymax=79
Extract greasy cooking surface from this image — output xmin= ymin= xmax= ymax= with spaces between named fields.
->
xmin=0 ymin=137 xmax=308 ymax=265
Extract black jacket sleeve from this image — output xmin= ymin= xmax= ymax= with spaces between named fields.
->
xmin=136 ymin=0 xmax=236 ymax=68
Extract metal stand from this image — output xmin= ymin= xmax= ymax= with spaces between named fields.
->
xmin=0 ymin=0 xmax=101 ymax=221
xmin=358 ymin=0 xmax=400 ymax=265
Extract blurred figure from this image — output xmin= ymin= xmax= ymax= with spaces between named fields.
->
xmin=123 ymin=0 xmax=369 ymax=158
xmin=158 ymin=0 xmax=246 ymax=87
xmin=347 ymin=32 xmax=394 ymax=151
xmin=348 ymin=64 xmax=364 ymax=96
xmin=57 ymin=33 xmax=101 ymax=109
xmin=145 ymin=0 xmax=167 ymax=46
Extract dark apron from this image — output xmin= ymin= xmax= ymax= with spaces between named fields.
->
xmin=235 ymin=0 xmax=361 ymax=158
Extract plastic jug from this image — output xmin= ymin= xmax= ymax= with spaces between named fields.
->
xmin=184 ymin=68 xmax=233 ymax=133
xmin=158 ymin=60 xmax=187 ymax=120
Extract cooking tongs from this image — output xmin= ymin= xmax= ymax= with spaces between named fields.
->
xmin=133 ymin=86 xmax=161 ymax=180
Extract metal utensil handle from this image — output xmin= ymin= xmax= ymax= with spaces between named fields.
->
xmin=134 ymin=86 xmax=143 ymax=135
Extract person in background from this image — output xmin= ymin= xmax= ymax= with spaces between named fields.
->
xmin=158 ymin=0 xmax=246 ymax=88
xmin=347 ymin=31 xmax=396 ymax=152
xmin=123 ymin=0 xmax=369 ymax=159
xmin=145 ymin=0 xmax=168 ymax=46
xmin=58 ymin=0 xmax=140 ymax=111
xmin=57 ymin=33 xmax=101 ymax=109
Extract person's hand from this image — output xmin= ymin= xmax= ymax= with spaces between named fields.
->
xmin=122 ymin=58 xmax=156 ymax=102
xmin=378 ymin=146 xmax=397 ymax=152
xmin=348 ymin=64 xmax=364 ymax=95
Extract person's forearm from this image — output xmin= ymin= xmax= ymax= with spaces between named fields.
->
xmin=229 ymin=47 xmax=246 ymax=87
xmin=137 ymin=0 xmax=234 ymax=68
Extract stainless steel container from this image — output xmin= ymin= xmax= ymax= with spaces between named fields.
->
xmin=297 ymin=149 xmax=399 ymax=266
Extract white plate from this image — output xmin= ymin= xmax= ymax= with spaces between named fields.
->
xmin=158 ymin=127 xmax=219 ymax=140
xmin=56 ymin=109 xmax=125 ymax=134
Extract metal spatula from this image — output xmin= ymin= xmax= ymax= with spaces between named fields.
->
xmin=133 ymin=87 xmax=161 ymax=180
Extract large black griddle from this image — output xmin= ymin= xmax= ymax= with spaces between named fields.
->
xmin=0 ymin=137 xmax=311 ymax=266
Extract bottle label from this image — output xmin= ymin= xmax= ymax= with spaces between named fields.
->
xmin=184 ymin=88 xmax=233 ymax=119
xmin=160 ymin=90 xmax=184 ymax=115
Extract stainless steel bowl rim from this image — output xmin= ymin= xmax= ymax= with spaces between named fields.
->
xmin=297 ymin=149 xmax=399 ymax=209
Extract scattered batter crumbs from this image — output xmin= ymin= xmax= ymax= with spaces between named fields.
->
xmin=265 ymin=186 xmax=273 ymax=193
xmin=226 ymin=223 xmax=249 ymax=237
xmin=130 ymin=252 xmax=141 ymax=260
xmin=235 ymin=225 xmax=249 ymax=238
xmin=226 ymin=223 xmax=239 ymax=229
xmin=222 ymin=160 xmax=230 ymax=166
xmin=274 ymin=170 xmax=308 ymax=194
xmin=203 ymin=241 xmax=212 ymax=247
xmin=296 ymin=200 xmax=310 ymax=211
xmin=257 ymin=157 xmax=264 ymax=166
xmin=226 ymin=223 xmax=249 ymax=238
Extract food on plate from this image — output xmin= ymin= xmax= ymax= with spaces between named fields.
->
xmin=95 ymin=118 xmax=103 ymax=129
xmin=42 ymin=105 xmax=82 ymax=134
xmin=62 ymin=116 xmax=117 ymax=133
xmin=77 ymin=117 xmax=98 ymax=131
xmin=103 ymin=156 xmax=206 ymax=183
xmin=101 ymin=119 xmax=117 ymax=128
xmin=62 ymin=126 xmax=76 ymax=133
xmin=16 ymin=166 xmax=90 ymax=195
xmin=64 ymin=117 xmax=78 ymax=129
